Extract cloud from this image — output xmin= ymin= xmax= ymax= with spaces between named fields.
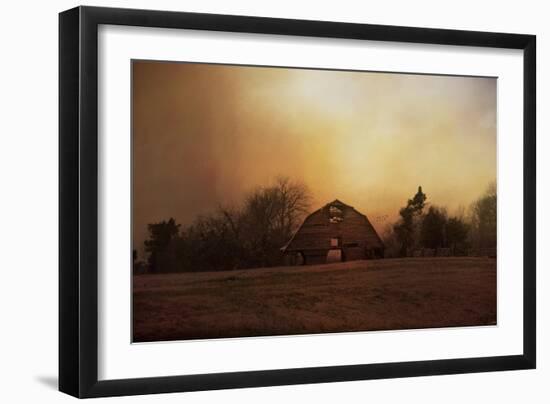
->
xmin=132 ymin=61 xmax=496 ymax=255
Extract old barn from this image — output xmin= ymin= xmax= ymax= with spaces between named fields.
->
xmin=282 ymin=199 xmax=384 ymax=265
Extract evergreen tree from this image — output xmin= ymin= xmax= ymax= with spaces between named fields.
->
xmin=394 ymin=186 xmax=426 ymax=256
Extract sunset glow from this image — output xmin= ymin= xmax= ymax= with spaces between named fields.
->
xmin=132 ymin=61 xmax=496 ymax=254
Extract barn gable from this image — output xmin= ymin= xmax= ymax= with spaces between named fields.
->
xmin=282 ymin=199 xmax=384 ymax=264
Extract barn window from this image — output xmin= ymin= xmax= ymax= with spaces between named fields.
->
xmin=330 ymin=238 xmax=339 ymax=247
xmin=329 ymin=205 xmax=343 ymax=223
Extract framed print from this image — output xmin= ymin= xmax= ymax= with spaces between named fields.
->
xmin=59 ymin=6 xmax=536 ymax=398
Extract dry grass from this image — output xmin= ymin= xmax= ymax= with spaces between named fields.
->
xmin=133 ymin=257 xmax=496 ymax=342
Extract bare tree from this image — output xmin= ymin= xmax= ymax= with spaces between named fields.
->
xmin=469 ymin=182 xmax=497 ymax=249
xmin=273 ymin=176 xmax=312 ymax=236
xmin=144 ymin=176 xmax=312 ymax=272
xmin=239 ymin=176 xmax=312 ymax=267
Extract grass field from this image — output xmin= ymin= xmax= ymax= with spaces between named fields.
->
xmin=133 ymin=257 xmax=496 ymax=342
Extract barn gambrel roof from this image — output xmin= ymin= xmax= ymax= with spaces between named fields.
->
xmin=281 ymin=199 xmax=384 ymax=252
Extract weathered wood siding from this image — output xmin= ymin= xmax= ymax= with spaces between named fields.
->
xmin=284 ymin=200 xmax=384 ymax=264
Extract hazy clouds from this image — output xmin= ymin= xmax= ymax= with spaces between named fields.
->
xmin=132 ymin=61 xmax=496 ymax=255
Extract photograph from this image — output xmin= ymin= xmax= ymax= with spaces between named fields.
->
xmin=131 ymin=60 xmax=497 ymax=343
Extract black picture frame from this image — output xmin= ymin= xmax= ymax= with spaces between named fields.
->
xmin=59 ymin=5 xmax=536 ymax=398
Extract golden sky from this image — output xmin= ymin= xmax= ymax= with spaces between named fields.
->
xmin=132 ymin=61 xmax=496 ymax=254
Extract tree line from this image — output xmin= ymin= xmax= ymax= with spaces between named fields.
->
xmin=383 ymin=183 xmax=497 ymax=257
xmin=134 ymin=179 xmax=497 ymax=273
xmin=134 ymin=177 xmax=312 ymax=273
